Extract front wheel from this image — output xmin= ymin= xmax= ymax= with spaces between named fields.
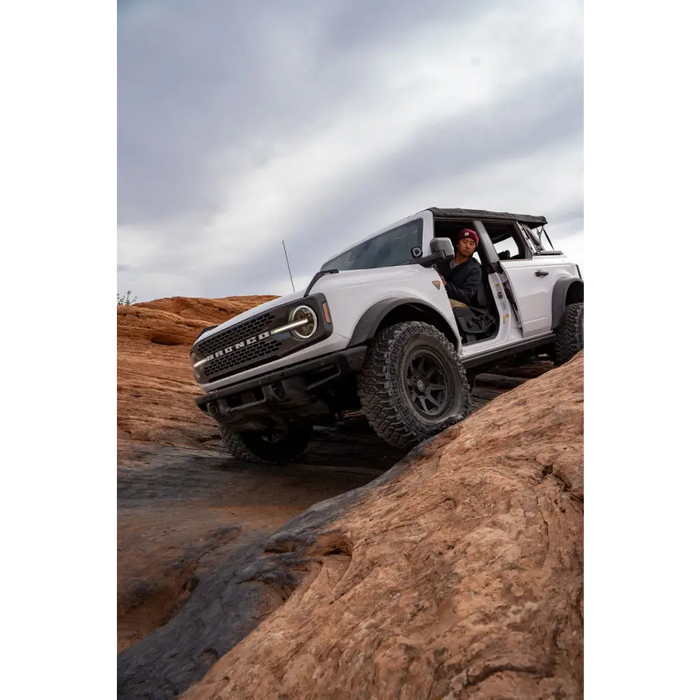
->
xmin=554 ymin=302 xmax=584 ymax=365
xmin=358 ymin=321 xmax=471 ymax=448
xmin=219 ymin=423 xmax=312 ymax=464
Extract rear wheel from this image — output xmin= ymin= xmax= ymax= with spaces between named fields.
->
xmin=358 ymin=321 xmax=471 ymax=448
xmin=554 ymin=302 xmax=584 ymax=365
xmin=219 ymin=423 xmax=312 ymax=464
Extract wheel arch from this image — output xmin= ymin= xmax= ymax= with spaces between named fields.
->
xmin=552 ymin=278 xmax=584 ymax=328
xmin=348 ymin=298 xmax=460 ymax=349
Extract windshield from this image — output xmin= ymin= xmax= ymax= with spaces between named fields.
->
xmin=320 ymin=220 xmax=423 ymax=272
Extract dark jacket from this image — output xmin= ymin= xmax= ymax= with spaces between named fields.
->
xmin=437 ymin=256 xmax=482 ymax=307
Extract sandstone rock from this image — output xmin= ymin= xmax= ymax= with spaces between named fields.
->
xmin=117 ymin=294 xmax=582 ymax=700
xmin=117 ymin=295 xmax=276 ymax=446
xmin=163 ymin=354 xmax=583 ymax=700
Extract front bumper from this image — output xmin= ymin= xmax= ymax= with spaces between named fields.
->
xmin=195 ymin=346 xmax=367 ymax=430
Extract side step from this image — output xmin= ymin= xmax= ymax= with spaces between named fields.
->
xmin=461 ymin=334 xmax=555 ymax=370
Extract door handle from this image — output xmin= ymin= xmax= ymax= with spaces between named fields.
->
xmin=535 ymin=270 xmax=549 ymax=277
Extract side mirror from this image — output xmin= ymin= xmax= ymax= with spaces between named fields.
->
xmin=416 ymin=237 xmax=455 ymax=268
xmin=430 ymin=237 xmax=455 ymax=260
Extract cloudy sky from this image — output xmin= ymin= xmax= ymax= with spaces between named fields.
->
xmin=118 ymin=0 xmax=583 ymax=302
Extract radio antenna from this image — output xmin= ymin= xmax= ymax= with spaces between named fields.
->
xmin=282 ymin=239 xmax=296 ymax=292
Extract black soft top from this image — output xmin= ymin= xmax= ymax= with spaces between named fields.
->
xmin=427 ymin=207 xmax=547 ymax=226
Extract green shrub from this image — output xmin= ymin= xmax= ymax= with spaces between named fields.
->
xmin=117 ymin=291 xmax=138 ymax=306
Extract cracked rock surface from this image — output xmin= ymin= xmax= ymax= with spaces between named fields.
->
xmin=183 ymin=355 xmax=583 ymax=700
xmin=117 ymin=296 xmax=582 ymax=699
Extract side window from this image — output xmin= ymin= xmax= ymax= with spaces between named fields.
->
xmin=518 ymin=224 xmax=541 ymax=254
xmin=481 ymin=222 xmax=530 ymax=261
xmin=493 ymin=237 xmax=521 ymax=260
xmin=321 ymin=220 xmax=423 ymax=271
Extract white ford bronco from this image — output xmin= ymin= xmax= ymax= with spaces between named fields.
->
xmin=191 ymin=207 xmax=583 ymax=463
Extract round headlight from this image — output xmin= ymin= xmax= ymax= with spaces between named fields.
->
xmin=288 ymin=305 xmax=318 ymax=340
xmin=191 ymin=350 xmax=204 ymax=381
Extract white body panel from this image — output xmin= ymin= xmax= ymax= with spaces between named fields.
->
xmin=499 ymin=256 xmax=580 ymax=337
xmin=316 ymin=265 xmax=459 ymax=342
xmin=197 ymin=264 xmax=460 ymax=393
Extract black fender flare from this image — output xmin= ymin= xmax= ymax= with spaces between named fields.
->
xmin=552 ymin=278 xmax=584 ymax=328
xmin=348 ymin=297 xmax=460 ymax=348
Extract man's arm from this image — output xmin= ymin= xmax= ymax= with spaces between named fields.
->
xmin=445 ymin=263 xmax=482 ymax=306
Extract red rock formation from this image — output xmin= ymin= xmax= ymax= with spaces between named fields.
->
xmin=117 ymin=295 xmax=276 ymax=447
xmin=180 ymin=354 xmax=584 ymax=700
xmin=117 ymin=295 xmax=582 ymax=699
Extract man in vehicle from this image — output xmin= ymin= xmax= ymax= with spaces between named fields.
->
xmin=438 ymin=228 xmax=482 ymax=308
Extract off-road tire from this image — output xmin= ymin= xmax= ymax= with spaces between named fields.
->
xmin=554 ymin=302 xmax=584 ymax=366
xmin=219 ymin=423 xmax=312 ymax=464
xmin=358 ymin=321 xmax=471 ymax=448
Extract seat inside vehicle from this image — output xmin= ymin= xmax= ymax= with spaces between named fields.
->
xmin=451 ymin=274 xmax=498 ymax=343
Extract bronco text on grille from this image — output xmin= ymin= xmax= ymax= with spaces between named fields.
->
xmin=195 ymin=312 xmax=282 ymax=381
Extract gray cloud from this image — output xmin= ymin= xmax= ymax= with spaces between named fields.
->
xmin=119 ymin=0 xmax=582 ymax=301
xmin=317 ymin=0 xmax=492 ymax=55
xmin=194 ymin=67 xmax=582 ymax=296
xmin=118 ymin=0 xmax=497 ymax=225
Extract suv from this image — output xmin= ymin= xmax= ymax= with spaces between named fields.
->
xmin=190 ymin=207 xmax=583 ymax=463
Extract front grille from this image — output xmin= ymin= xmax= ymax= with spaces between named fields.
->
xmin=192 ymin=294 xmax=332 ymax=384
xmin=194 ymin=312 xmax=282 ymax=381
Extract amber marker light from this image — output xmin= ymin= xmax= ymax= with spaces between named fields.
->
xmin=322 ymin=302 xmax=332 ymax=324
